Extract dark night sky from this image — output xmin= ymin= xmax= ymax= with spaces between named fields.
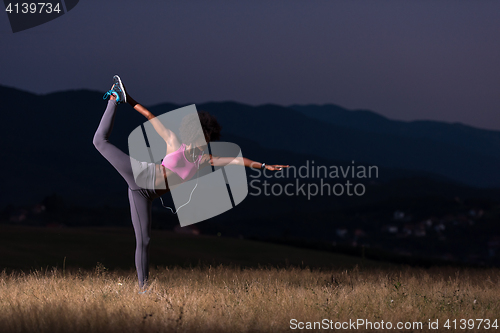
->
xmin=1 ymin=0 xmax=499 ymax=130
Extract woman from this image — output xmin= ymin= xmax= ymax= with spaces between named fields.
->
xmin=93 ymin=75 xmax=288 ymax=292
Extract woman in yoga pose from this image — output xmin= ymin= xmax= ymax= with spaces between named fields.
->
xmin=93 ymin=75 xmax=288 ymax=292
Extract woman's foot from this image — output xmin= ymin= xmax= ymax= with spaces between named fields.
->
xmin=138 ymin=284 xmax=151 ymax=294
xmin=102 ymin=75 xmax=127 ymax=104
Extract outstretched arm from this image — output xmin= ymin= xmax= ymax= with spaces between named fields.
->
xmin=128 ymin=95 xmax=177 ymax=146
xmin=208 ymin=155 xmax=288 ymax=171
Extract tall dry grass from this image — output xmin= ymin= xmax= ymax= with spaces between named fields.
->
xmin=1 ymin=264 xmax=499 ymax=332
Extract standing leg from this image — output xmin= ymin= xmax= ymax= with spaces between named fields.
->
xmin=128 ymin=188 xmax=154 ymax=290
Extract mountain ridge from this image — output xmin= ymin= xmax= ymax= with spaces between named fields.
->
xmin=1 ymin=85 xmax=500 ymax=209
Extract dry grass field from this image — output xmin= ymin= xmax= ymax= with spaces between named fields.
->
xmin=1 ymin=264 xmax=500 ymax=333
xmin=0 ymin=225 xmax=499 ymax=332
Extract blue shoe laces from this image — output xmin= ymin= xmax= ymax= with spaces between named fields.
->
xmin=103 ymin=90 xmax=120 ymax=101
xmin=102 ymin=90 xmax=112 ymax=100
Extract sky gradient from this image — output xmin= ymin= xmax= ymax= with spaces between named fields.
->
xmin=1 ymin=0 xmax=500 ymax=130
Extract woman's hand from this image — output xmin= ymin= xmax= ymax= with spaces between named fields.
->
xmin=265 ymin=164 xmax=289 ymax=171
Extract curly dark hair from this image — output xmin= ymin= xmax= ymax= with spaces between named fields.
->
xmin=179 ymin=110 xmax=221 ymax=144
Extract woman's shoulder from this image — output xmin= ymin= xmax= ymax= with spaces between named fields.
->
xmin=166 ymin=136 xmax=182 ymax=155
xmin=165 ymin=132 xmax=182 ymax=155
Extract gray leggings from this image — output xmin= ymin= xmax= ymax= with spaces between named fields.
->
xmin=93 ymin=99 xmax=160 ymax=289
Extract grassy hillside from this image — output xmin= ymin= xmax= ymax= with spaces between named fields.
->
xmin=0 ymin=225 xmax=390 ymax=273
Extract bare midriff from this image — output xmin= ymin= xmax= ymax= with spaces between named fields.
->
xmin=153 ymin=164 xmax=184 ymax=195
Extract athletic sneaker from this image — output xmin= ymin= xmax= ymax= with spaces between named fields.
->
xmin=138 ymin=286 xmax=152 ymax=294
xmin=102 ymin=75 xmax=127 ymax=104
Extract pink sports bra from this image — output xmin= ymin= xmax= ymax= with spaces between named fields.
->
xmin=161 ymin=143 xmax=202 ymax=180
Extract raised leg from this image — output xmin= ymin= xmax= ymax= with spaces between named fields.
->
xmin=93 ymin=99 xmax=141 ymax=190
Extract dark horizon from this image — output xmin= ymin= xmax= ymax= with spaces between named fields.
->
xmin=3 ymin=82 xmax=500 ymax=133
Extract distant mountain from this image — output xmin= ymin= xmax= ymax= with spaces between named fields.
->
xmin=152 ymin=101 xmax=500 ymax=188
xmin=0 ymin=85 xmax=499 ymax=209
xmin=289 ymin=104 xmax=500 ymax=159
